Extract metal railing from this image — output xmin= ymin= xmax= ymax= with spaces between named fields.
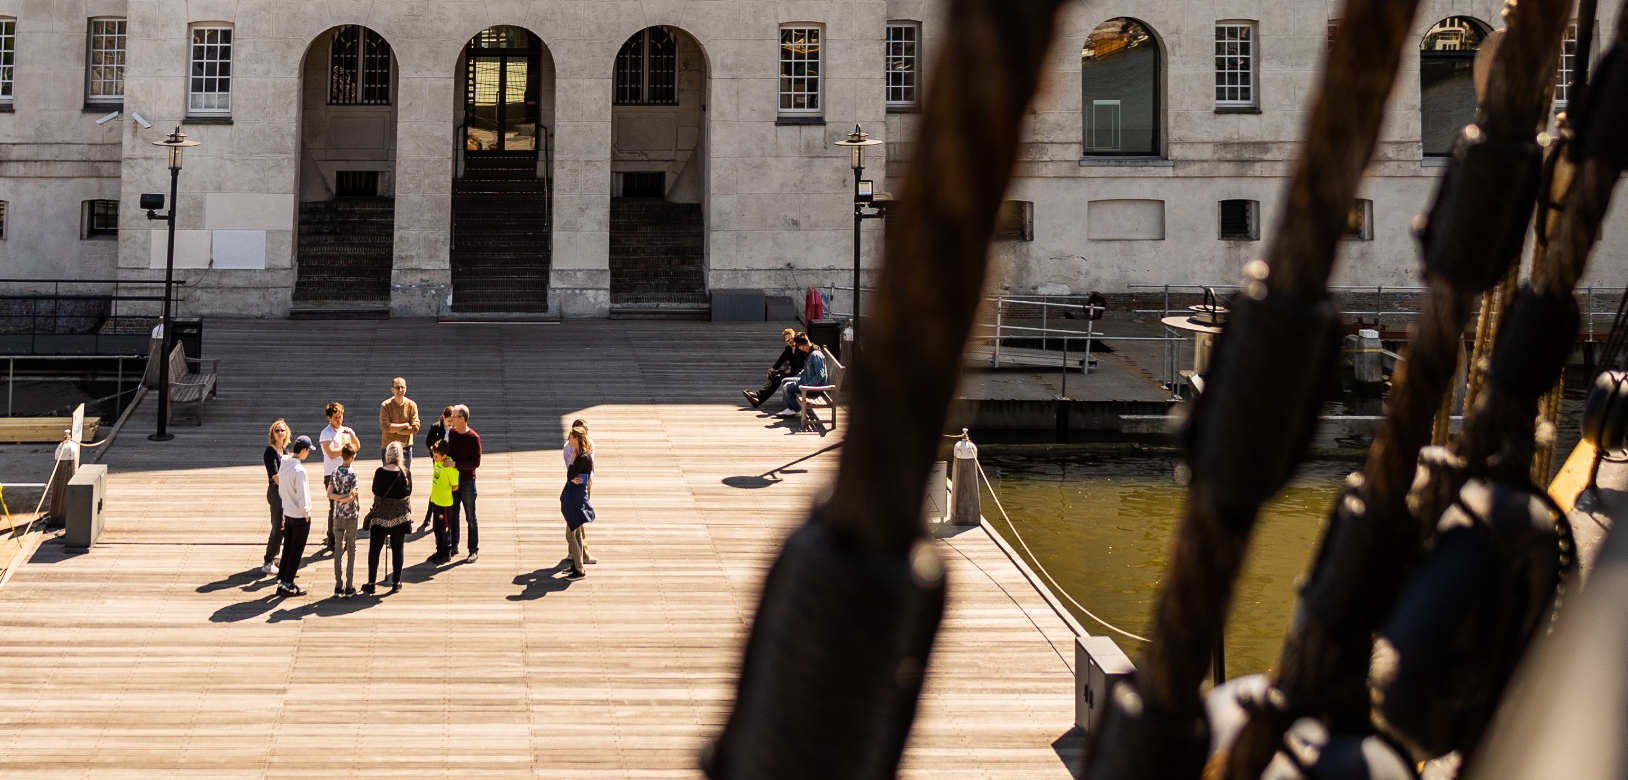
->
xmin=971 ymin=295 xmax=1187 ymax=395
xmin=4 ymin=354 xmax=144 ymax=418
xmin=1129 ymin=283 xmax=1628 ymax=340
xmin=0 ymin=279 xmax=181 ymax=355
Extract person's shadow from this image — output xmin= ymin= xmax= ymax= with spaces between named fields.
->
xmin=209 ymin=592 xmax=285 ymax=623
xmin=508 ymin=561 xmax=576 ymax=601
xmin=196 ymin=568 xmax=266 ymax=593
xmin=266 ymin=593 xmax=378 ymax=623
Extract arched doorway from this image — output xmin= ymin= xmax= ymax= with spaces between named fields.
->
xmin=1420 ymin=16 xmax=1490 ymax=156
xmin=294 ymin=25 xmax=399 ymax=313
xmin=1081 ymin=18 xmax=1161 ymax=156
xmin=451 ymin=25 xmax=554 ymax=313
xmin=609 ymin=26 xmax=709 ymax=317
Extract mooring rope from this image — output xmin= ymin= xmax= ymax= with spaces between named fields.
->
xmin=974 ymin=458 xmax=1150 ymax=643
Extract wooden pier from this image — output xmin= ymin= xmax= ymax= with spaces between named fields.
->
xmin=0 ymin=319 xmax=1081 ymax=778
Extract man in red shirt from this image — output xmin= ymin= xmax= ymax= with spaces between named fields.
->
xmin=445 ymin=404 xmax=482 ymax=563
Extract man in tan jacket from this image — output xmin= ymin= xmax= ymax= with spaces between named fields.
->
xmin=379 ymin=377 xmax=421 ymax=468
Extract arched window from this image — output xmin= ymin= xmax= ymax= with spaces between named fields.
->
xmin=1420 ymin=17 xmax=1489 ymax=156
xmin=616 ymin=27 xmax=677 ymax=105
xmin=1082 ymin=18 xmax=1160 ymax=156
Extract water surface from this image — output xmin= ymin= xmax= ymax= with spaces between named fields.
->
xmin=979 ymin=452 xmax=1351 ymax=677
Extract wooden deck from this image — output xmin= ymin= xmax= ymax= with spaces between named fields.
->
xmin=0 ymin=319 xmax=1080 ymax=778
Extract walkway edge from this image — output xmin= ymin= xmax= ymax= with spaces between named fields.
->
xmin=977 ymin=517 xmax=1090 ymax=639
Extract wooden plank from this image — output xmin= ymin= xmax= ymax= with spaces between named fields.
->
xmin=0 ymin=417 xmax=98 ymax=444
xmin=0 ymin=320 xmax=1077 ymax=778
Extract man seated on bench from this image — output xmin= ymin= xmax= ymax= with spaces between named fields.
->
xmin=742 ymin=328 xmax=805 ymax=409
xmin=771 ymin=336 xmax=827 ymax=418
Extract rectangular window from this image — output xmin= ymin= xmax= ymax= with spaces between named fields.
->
xmin=0 ymin=19 xmax=15 ymax=103
xmin=188 ymin=26 xmax=233 ymax=113
xmin=84 ymin=200 xmax=118 ymax=238
xmin=885 ymin=23 xmax=919 ymax=108
xmin=1219 ymin=199 xmax=1258 ymax=240
xmin=1344 ymin=199 xmax=1373 ymax=240
xmin=619 ymin=171 xmax=665 ymax=198
xmin=1556 ymin=24 xmax=1577 ymax=109
xmin=87 ymin=18 xmax=127 ymax=105
xmin=1215 ymin=23 xmax=1256 ymax=107
xmin=335 ymin=170 xmax=380 ymax=197
xmin=993 ymin=201 xmax=1034 ymax=242
xmin=780 ymin=26 xmax=821 ymax=113
xmin=0 ymin=201 xmax=8 ymax=239
xmin=330 ymin=26 xmax=392 ymax=105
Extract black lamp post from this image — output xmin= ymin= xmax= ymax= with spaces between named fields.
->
xmin=832 ymin=125 xmax=886 ymax=326
xmin=144 ymin=126 xmax=199 ymax=442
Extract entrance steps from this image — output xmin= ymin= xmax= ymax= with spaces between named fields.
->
xmin=293 ymin=197 xmax=395 ymax=308
xmin=451 ymin=153 xmax=551 ymax=314
xmin=610 ymin=198 xmax=706 ymax=307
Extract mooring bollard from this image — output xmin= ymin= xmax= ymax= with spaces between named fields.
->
xmin=47 ymin=429 xmax=80 ymax=527
xmin=950 ymin=429 xmax=980 ymax=526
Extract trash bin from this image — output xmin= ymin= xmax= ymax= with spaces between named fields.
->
xmin=171 ymin=318 xmax=204 ymax=361
xmin=807 ymin=318 xmax=841 ymax=361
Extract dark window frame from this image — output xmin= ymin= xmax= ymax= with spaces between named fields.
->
xmin=614 ymin=27 xmax=678 ymax=106
xmin=1082 ymin=17 xmax=1162 ymax=157
xmin=329 ymin=26 xmax=393 ymax=106
xmin=993 ymin=201 xmax=1034 ymax=242
xmin=84 ymin=199 xmax=119 ymax=238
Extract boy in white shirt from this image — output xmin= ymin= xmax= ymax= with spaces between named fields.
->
xmin=318 ymin=402 xmax=358 ymax=552
xmin=276 ymin=436 xmax=315 ymax=597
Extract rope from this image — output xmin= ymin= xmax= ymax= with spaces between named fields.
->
xmin=974 ymin=458 xmax=1149 ymax=642
xmin=5 ymin=458 xmax=61 ymax=547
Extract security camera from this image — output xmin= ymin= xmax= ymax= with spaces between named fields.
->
xmin=95 ymin=110 xmax=120 ymax=125
xmin=130 ymin=112 xmax=152 ymax=129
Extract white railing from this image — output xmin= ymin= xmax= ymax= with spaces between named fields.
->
xmin=971 ymin=295 xmax=1187 ymax=395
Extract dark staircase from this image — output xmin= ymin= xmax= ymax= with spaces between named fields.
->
xmin=292 ymin=197 xmax=394 ymax=318
xmin=610 ymin=198 xmax=708 ymax=319
xmin=450 ymin=152 xmax=550 ymax=314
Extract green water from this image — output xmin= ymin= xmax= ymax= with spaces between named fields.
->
xmin=979 ymin=453 xmax=1352 ymax=677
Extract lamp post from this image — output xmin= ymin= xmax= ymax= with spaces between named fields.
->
xmin=144 ymin=126 xmax=199 ymax=442
xmin=832 ymin=125 xmax=886 ymax=327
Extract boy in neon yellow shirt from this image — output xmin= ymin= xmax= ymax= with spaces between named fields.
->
xmin=427 ymin=441 xmax=459 ymax=565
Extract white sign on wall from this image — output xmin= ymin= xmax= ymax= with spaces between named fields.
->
xmin=212 ymin=230 xmax=267 ymax=269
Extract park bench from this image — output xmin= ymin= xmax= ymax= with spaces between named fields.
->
xmin=162 ymin=342 xmax=219 ymax=425
xmin=797 ymin=347 xmax=845 ymax=435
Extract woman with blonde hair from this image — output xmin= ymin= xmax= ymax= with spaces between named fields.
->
xmin=261 ymin=419 xmax=291 ymax=576
xmin=560 ymin=422 xmax=596 ymax=579
xmin=362 ymin=441 xmax=414 ymax=595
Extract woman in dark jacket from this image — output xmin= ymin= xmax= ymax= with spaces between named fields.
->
xmin=363 ymin=442 xmax=414 ymax=594
xmin=561 ymin=422 xmax=595 ymax=579
xmin=262 ymin=420 xmax=290 ymax=576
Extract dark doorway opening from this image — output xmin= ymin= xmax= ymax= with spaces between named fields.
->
xmin=621 ymin=172 xmax=665 ymax=198
xmin=335 ymin=171 xmax=380 ymax=197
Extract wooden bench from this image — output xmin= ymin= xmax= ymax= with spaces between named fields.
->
xmin=164 ymin=342 xmax=219 ymax=425
xmin=797 ymin=347 xmax=845 ymax=435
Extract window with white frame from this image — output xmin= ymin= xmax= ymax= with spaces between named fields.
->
xmin=87 ymin=18 xmax=126 ymax=105
xmin=1556 ymin=24 xmax=1578 ymax=109
xmin=188 ymin=26 xmax=233 ymax=113
xmin=886 ymin=23 xmax=919 ymax=108
xmin=0 ymin=19 xmax=14 ymax=104
xmin=1215 ymin=23 xmax=1256 ymax=107
xmin=780 ymin=26 xmax=821 ymax=113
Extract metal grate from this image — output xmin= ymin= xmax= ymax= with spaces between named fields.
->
xmin=335 ymin=171 xmax=380 ymax=197
xmin=1219 ymin=199 xmax=1255 ymax=240
xmin=620 ymin=172 xmax=665 ymax=198
xmin=87 ymin=18 xmax=126 ymax=103
xmin=330 ymin=26 xmax=391 ymax=105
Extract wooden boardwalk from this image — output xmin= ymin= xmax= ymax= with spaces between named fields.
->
xmin=0 ymin=319 xmax=1080 ymax=778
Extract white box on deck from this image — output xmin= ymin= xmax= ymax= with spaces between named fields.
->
xmin=1077 ymin=635 xmax=1135 ymax=736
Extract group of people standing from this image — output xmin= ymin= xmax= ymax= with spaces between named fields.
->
xmin=258 ymin=377 xmax=596 ymax=598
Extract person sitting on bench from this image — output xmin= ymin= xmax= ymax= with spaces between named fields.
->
xmin=772 ymin=336 xmax=827 ymax=418
xmin=742 ymin=328 xmax=806 ymax=408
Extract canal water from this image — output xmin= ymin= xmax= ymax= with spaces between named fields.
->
xmin=977 ymin=452 xmax=1352 ymax=677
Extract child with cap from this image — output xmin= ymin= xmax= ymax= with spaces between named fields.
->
xmin=276 ymin=436 xmax=315 ymax=597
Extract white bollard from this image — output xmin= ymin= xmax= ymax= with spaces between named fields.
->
xmin=950 ymin=430 xmax=980 ymax=526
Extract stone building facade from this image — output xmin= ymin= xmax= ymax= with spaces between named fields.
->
xmin=0 ymin=0 xmax=1623 ymax=318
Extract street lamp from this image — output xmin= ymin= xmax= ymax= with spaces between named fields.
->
xmin=833 ymin=125 xmax=886 ymax=327
xmin=144 ymin=126 xmax=199 ymax=442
